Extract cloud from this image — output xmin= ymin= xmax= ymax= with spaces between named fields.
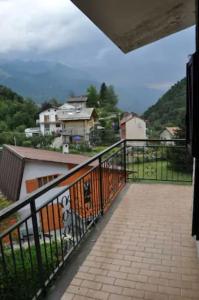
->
xmin=0 ymin=0 xmax=94 ymax=54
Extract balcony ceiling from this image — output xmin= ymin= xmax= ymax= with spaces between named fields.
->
xmin=71 ymin=0 xmax=195 ymax=53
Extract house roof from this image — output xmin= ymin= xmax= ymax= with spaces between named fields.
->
xmin=4 ymin=145 xmax=96 ymax=166
xmin=71 ymin=0 xmax=195 ymax=53
xmin=67 ymin=96 xmax=88 ymax=103
xmin=59 ymin=103 xmax=75 ymax=110
xmin=165 ymin=127 xmax=180 ymax=135
xmin=57 ymin=107 xmax=96 ymax=121
xmin=120 ymin=113 xmax=144 ymax=125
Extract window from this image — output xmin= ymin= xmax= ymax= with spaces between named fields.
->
xmin=38 ymin=174 xmax=59 ymax=188
xmin=26 ymin=174 xmax=60 ymax=193
xmin=44 ymin=115 xmax=50 ymax=122
xmin=44 ymin=124 xmax=50 ymax=131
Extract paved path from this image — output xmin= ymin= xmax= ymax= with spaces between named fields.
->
xmin=62 ymin=184 xmax=199 ymax=300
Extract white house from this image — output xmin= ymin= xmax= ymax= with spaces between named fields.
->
xmin=25 ymin=127 xmax=41 ymax=137
xmin=120 ymin=113 xmax=147 ymax=146
xmin=160 ymin=127 xmax=180 ymax=144
xmin=37 ymin=107 xmax=62 ymax=135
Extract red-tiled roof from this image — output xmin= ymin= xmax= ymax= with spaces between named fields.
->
xmin=5 ymin=145 xmax=96 ymax=166
xmin=120 ymin=113 xmax=144 ymax=125
xmin=165 ymin=127 xmax=180 ymax=135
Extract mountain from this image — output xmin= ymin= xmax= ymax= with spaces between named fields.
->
xmin=0 ymin=60 xmax=99 ymax=103
xmin=116 ymin=86 xmax=162 ymax=114
xmin=143 ymin=78 xmax=186 ymax=136
xmin=0 ymin=60 xmax=161 ymax=113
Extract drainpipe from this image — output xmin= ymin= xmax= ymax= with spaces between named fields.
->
xmin=192 ymin=0 xmax=199 ymax=256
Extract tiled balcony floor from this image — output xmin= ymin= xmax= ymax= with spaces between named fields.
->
xmin=61 ymin=184 xmax=199 ymax=300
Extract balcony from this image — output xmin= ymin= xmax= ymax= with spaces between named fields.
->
xmin=62 ymin=128 xmax=87 ymax=136
xmin=0 ymin=140 xmax=197 ymax=300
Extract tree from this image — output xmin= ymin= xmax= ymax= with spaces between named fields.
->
xmin=40 ymin=98 xmax=61 ymax=112
xmin=87 ymin=85 xmax=99 ymax=108
xmin=99 ymin=82 xmax=108 ymax=106
xmin=99 ymin=83 xmax=118 ymax=112
xmin=104 ymin=85 xmax=118 ymax=112
xmin=167 ymin=116 xmax=193 ymax=173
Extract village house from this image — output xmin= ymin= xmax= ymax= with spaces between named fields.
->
xmin=120 ymin=112 xmax=147 ymax=145
xmin=160 ymin=127 xmax=180 ymax=144
xmin=24 ymin=127 xmax=41 ymax=138
xmin=57 ymin=104 xmax=97 ymax=144
xmin=31 ymin=96 xmax=97 ymax=144
xmin=36 ymin=107 xmax=62 ymax=136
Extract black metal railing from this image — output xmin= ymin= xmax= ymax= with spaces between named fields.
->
xmin=0 ymin=139 xmax=193 ymax=299
xmin=0 ymin=140 xmax=126 ymax=300
xmin=126 ymin=139 xmax=193 ymax=183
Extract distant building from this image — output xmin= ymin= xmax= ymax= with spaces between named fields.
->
xmin=120 ymin=112 xmax=147 ymax=145
xmin=67 ymin=96 xmax=88 ymax=109
xmin=35 ymin=97 xmax=96 ymax=144
xmin=160 ymin=127 xmax=180 ymax=143
xmin=57 ymin=105 xmax=97 ymax=144
xmin=25 ymin=127 xmax=40 ymax=137
xmin=37 ymin=107 xmax=62 ymax=135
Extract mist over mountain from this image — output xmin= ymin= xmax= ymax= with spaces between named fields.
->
xmin=0 ymin=60 xmax=163 ymax=113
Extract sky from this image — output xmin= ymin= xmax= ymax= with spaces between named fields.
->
xmin=0 ymin=0 xmax=196 ymax=112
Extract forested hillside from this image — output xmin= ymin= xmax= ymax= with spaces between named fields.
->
xmin=0 ymin=85 xmax=38 ymax=133
xmin=143 ymin=78 xmax=186 ymax=137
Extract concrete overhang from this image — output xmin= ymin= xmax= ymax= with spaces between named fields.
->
xmin=71 ymin=0 xmax=195 ymax=53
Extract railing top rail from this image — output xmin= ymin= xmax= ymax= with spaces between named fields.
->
xmin=126 ymin=139 xmax=186 ymax=142
xmin=0 ymin=139 xmax=124 ymax=221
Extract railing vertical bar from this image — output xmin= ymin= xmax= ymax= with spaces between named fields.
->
xmin=77 ymin=180 xmax=85 ymax=237
xmin=161 ymin=145 xmax=163 ymax=180
xmin=30 ymin=200 xmax=45 ymax=294
xmin=9 ymin=232 xmax=17 ymax=278
xmin=68 ymin=187 xmax=75 ymax=248
xmin=92 ymin=169 xmax=97 ymax=218
xmin=99 ymin=156 xmax=104 ymax=215
xmin=77 ymin=181 xmax=82 ymax=239
xmin=89 ymin=171 xmax=95 ymax=224
xmin=17 ymin=227 xmax=28 ymax=290
xmin=51 ymin=200 xmax=59 ymax=266
xmin=25 ymin=220 xmax=34 ymax=276
xmin=56 ymin=198 xmax=64 ymax=261
xmin=45 ymin=204 xmax=54 ymax=270
xmin=156 ymin=146 xmax=158 ymax=181
xmin=72 ymin=184 xmax=79 ymax=244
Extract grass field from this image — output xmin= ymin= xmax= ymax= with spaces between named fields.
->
xmin=127 ymin=160 xmax=192 ymax=184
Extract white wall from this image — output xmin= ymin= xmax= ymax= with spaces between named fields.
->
xmin=39 ymin=109 xmax=57 ymax=123
xmin=160 ymin=130 xmax=172 ymax=140
xmin=19 ymin=160 xmax=71 ymax=231
xmin=160 ymin=130 xmax=174 ymax=145
xmin=39 ymin=109 xmax=61 ymax=135
xmin=126 ymin=117 xmax=146 ymax=146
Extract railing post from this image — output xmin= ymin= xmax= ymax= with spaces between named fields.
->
xmin=99 ymin=156 xmax=104 ymax=215
xmin=123 ymin=140 xmax=127 ymax=183
xmin=30 ymin=199 xmax=45 ymax=294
